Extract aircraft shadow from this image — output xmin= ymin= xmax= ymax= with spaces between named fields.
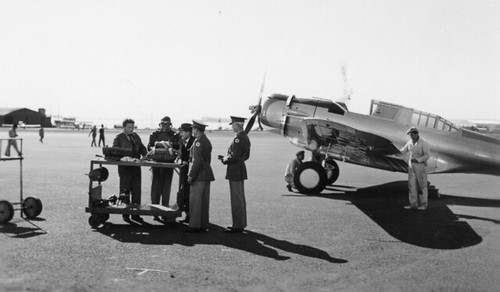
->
xmin=96 ymin=223 xmax=347 ymax=264
xmin=311 ymin=180 xmax=495 ymax=250
xmin=0 ymin=219 xmax=48 ymax=238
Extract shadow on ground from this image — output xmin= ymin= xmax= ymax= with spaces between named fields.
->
xmin=300 ymin=180 xmax=498 ymax=250
xmin=0 ymin=218 xmax=48 ymax=238
xmin=96 ymin=222 xmax=347 ymax=264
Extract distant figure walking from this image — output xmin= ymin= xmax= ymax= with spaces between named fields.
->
xmin=5 ymin=124 xmax=22 ymax=157
xmin=98 ymin=124 xmax=105 ymax=147
xmin=89 ymin=126 xmax=97 ymax=147
xmin=39 ymin=126 xmax=44 ymax=143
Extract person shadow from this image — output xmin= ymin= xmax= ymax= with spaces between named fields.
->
xmin=300 ymin=180 xmax=496 ymax=249
xmin=96 ymin=223 xmax=347 ymax=264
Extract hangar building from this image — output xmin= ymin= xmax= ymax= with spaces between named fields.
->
xmin=0 ymin=107 xmax=52 ymax=127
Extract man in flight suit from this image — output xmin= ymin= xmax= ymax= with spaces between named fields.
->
xmin=186 ymin=120 xmax=215 ymax=232
xmin=221 ymin=116 xmax=251 ymax=233
xmin=148 ymin=116 xmax=180 ymax=218
xmin=399 ymin=127 xmax=431 ymax=210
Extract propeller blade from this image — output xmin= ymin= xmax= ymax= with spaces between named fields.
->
xmin=246 ymin=68 xmax=267 ymax=134
xmin=245 ymin=112 xmax=258 ymax=134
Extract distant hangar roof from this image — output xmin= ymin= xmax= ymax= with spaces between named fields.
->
xmin=0 ymin=107 xmax=27 ymax=115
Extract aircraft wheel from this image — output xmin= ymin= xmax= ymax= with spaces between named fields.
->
xmin=0 ymin=200 xmax=14 ymax=223
xmin=294 ymin=161 xmax=327 ymax=194
xmin=22 ymin=197 xmax=43 ymax=219
xmin=324 ymin=158 xmax=340 ymax=185
xmin=88 ymin=214 xmax=102 ymax=228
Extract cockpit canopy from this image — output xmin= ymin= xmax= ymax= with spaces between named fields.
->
xmin=370 ymin=100 xmax=458 ymax=132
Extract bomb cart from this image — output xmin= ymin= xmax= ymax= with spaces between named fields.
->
xmin=85 ymin=147 xmax=183 ymax=228
xmin=0 ymin=138 xmax=43 ymax=223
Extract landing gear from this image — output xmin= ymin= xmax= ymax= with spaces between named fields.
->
xmin=293 ymin=161 xmax=328 ymax=194
xmin=22 ymin=197 xmax=43 ymax=219
xmin=324 ymin=158 xmax=340 ymax=185
xmin=0 ymin=200 xmax=14 ymax=223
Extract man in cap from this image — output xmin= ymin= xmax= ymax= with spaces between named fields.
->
xmin=186 ymin=120 xmax=215 ymax=232
xmin=284 ymin=150 xmax=305 ymax=192
xmin=177 ymin=123 xmax=196 ymax=223
xmin=148 ymin=116 xmax=180 ymax=220
xmin=399 ymin=127 xmax=431 ymax=210
xmin=220 ymin=116 xmax=251 ymax=233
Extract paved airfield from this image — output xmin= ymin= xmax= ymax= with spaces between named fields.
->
xmin=1 ymin=128 xmax=499 ymax=291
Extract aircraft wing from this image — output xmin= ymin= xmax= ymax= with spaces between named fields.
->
xmin=301 ymin=118 xmax=407 ymax=172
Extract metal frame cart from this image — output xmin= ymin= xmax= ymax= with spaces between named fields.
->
xmin=85 ymin=159 xmax=183 ymax=228
xmin=0 ymin=138 xmax=43 ymax=223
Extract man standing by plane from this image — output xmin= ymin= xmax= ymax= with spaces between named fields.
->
xmin=400 ymin=127 xmax=430 ymax=210
xmin=221 ymin=116 xmax=251 ymax=233
xmin=284 ymin=150 xmax=305 ymax=192
xmin=186 ymin=121 xmax=214 ymax=232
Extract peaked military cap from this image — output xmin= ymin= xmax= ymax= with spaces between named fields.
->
xmin=229 ymin=116 xmax=247 ymax=125
xmin=192 ymin=120 xmax=207 ymax=131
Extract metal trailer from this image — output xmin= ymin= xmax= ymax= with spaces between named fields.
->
xmin=0 ymin=138 xmax=43 ymax=223
xmin=85 ymin=159 xmax=184 ymax=228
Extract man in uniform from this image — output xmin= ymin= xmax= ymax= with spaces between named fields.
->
xmin=148 ymin=116 xmax=180 ymax=218
xmin=112 ymin=118 xmax=148 ymax=222
xmin=284 ymin=150 xmax=305 ymax=192
xmin=399 ymin=127 xmax=430 ymax=210
xmin=186 ymin=120 xmax=215 ymax=232
xmin=177 ymin=123 xmax=195 ymax=223
xmin=221 ymin=116 xmax=251 ymax=233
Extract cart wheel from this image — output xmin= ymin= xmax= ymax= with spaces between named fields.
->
xmin=98 ymin=213 xmax=110 ymax=223
xmin=0 ymin=200 xmax=14 ymax=223
xmin=88 ymin=215 xmax=102 ymax=228
xmin=22 ymin=197 xmax=43 ymax=219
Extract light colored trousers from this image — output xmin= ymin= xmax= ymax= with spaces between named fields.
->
xmin=229 ymin=180 xmax=247 ymax=229
xmin=189 ymin=180 xmax=210 ymax=229
xmin=408 ymin=162 xmax=428 ymax=208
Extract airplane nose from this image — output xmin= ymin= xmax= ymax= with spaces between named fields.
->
xmin=260 ymin=98 xmax=285 ymax=129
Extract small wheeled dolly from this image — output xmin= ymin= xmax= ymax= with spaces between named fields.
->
xmin=0 ymin=138 xmax=43 ymax=223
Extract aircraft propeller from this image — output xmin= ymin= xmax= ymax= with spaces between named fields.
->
xmin=244 ymin=69 xmax=267 ymax=134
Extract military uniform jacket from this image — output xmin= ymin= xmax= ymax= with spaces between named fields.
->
xmin=112 ymin=132 xmax=147 ymax=159
xmin=147 ymin=129 xmax=180 ymax=151
xmin=188 ymin=134 xmax=215 ymax=182
xmin=180 ymin=136 xmax=195 ymax=163
xmin=225 ymin=131 xmax=251 ymax=180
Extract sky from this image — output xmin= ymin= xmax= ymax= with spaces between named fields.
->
xmin=1 ymin=0 xmax=499 ymax=129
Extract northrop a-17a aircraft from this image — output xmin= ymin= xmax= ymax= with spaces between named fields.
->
xmin=245 ymin=94 xmax=500 ymax=194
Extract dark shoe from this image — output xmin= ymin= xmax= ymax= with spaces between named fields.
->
xmin=131 ymin=215 xmax=143 ymax=222
xmin=122 ymin=214 xmax=132 ymax=223
xmin=404 ymin=205 xmax=416 ymax=210
xmin=224 ymin=227 xmax=244 ymax=233
xmin=153 ymin=216 xmax=162 ymax=221
xmin=287 ymin=185 xmax=293 ymax=192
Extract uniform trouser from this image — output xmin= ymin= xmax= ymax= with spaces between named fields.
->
xmin=408 ymin=162 xmax=428 ymax=208
xmin=229 ymin=180 xmax=247 ymax=229
xmin=5 ymin=139 xmax=20 ymax=156
xmin=189 ymin=180 xmax=210 ymax=229
xmin=98 ymin=136 xmax=105 ymax=146
xmin=118 ymin=166 xmax=142 ymax=205
xmin=150 ymin=167 xmax=174 ymax=206
xmin=176 ymin=166 xmax=190 ymax=213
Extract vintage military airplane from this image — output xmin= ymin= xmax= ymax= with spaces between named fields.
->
xmin=245 ymin=94 xmax=500 ymax=194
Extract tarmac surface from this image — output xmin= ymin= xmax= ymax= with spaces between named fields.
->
xmin=1 ymin=128 xmax=500 ymax=291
